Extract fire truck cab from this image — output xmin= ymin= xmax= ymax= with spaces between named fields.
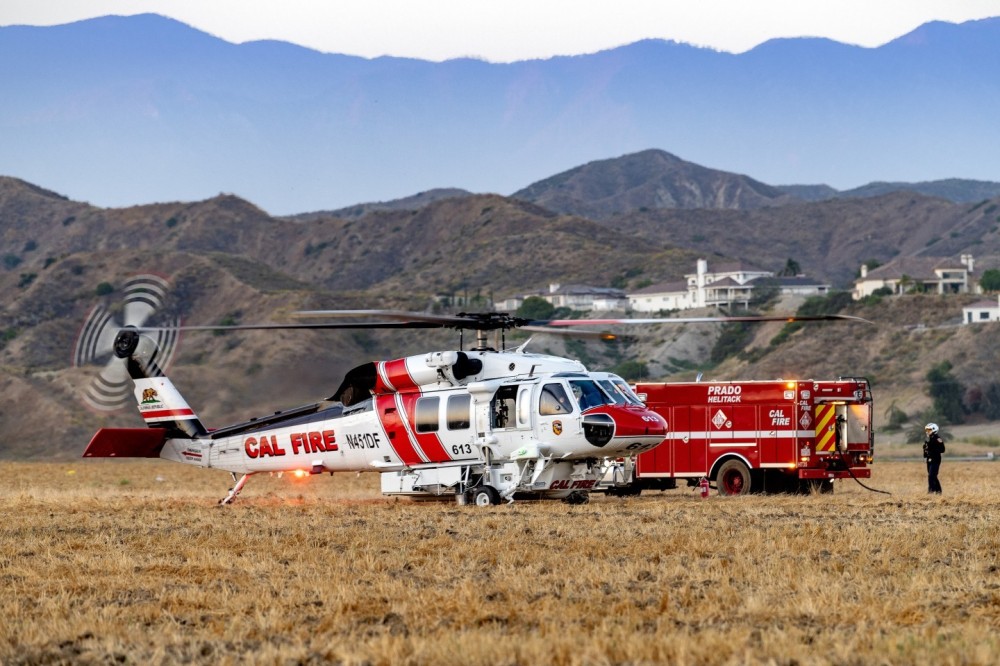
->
xmin=604 ymin=377 xmax=874 ymax=495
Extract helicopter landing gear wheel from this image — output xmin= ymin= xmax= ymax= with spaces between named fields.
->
xmin=471 ymin=485 xmax=501 ymax=506
xmin=219 ymin=473 xmax=252 ymax=505
xmin=563 ymin=490 xmax=590 ymax=505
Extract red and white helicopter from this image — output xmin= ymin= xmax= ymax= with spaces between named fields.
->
xmin=83 ymin=309 xmax=863 ymax=505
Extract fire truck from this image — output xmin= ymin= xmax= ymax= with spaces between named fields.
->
xmin=603 ymin=377 xmax=874 ymax=495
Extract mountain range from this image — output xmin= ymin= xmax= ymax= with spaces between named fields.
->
xmin=1 ymin=14 xmax=999 ymax=214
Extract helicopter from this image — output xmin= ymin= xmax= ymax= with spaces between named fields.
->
xmin=83 ymin=309 xmax=866 ymax=505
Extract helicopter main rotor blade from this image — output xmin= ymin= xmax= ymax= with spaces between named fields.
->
xmin=536 ymin=313 xmax=873 ymax=326
xmin=293 ymin=309 xmax=472 ymax=324
xmin=293 ymin=310 xmax=529 ymax=330
xmin=126 ymin=311 xmax=871 ymax=335
xmin=127 ymin=321 xmax=444 ymax=333
xmin=519 ymin=325 xmax=621 ymax=341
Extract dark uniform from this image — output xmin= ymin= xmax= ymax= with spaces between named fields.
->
xmin=923 ymin=429 xmax=945 ymax=494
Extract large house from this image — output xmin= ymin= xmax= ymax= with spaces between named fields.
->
xmin=853 ymin=255 xmax=975 ymax=299
xmin=496 ymin=283 xmax=628 ymax=313
xmin=498 ymin=260 xmax=829 ymax=314
xmin=628 ymin=260 xmax=829 ymax=313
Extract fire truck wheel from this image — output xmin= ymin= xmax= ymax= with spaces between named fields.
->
xmin=716 ymin=459 xmax=752 ymax=496
xmin=471 ymin=486 xmax=501 ymax=506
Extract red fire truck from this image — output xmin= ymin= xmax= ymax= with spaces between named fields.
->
xmin=604 ymin=377 xmax=874 ymax=495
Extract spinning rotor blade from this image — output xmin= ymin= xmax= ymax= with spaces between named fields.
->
xmin=128 ymin=321 xmax=443 ymax=333
xmin=130 ymin=310 xmax=870 ymax=336
xmin=293 ymin=310 xmax=530 ymax=330
xmin=74 ymin=274 xmax=181 ymax=412
xmin=84 ymin=356 xmax=130 ymax=411
xmin=293 ymin=309 xmax=475 ymax=325
xmin=537 ymin=313 xmax=873 ymax=326
xmin=122 ymin=275 xmax=170 ymax=327
xmin=519 ymin=325 xmax=621 ymax=341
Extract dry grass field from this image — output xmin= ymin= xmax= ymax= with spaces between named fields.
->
xmin=2 ymin=459 xmax=999 ymax=665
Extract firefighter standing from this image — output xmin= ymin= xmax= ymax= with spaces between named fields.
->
xmin=923 ymin=423 xmax=945 ymax=494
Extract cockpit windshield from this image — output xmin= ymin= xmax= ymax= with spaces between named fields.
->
xmin=568 ymin=379 xmax=614 ymax=412
xmin=597 ymin=380 xmax=629 ymax=405
xmin=610 ymin=377 xmax=645 ymax=406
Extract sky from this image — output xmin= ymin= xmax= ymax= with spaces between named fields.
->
xmin=3 ymin=0 xmax=1000 ymax=61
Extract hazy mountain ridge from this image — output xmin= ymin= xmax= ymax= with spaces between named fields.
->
xmin=2 ymin=14 xmax=999 ymax=214
xmin=776 ymin=179 xmax=1000 ymax=203
xmin=287 ymin=188 xmax=474 ymax=222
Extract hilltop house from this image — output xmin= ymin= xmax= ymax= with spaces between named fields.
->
xmin=962 ymin=295 xmax=1000 ymax=324
xmin=628 ymin=260 xmax=829 ymax=313
xmin=853 ymin=255 xmax=975 ymax=299
xmin=498 ymin=260 xmax=829 ymax=314
xmin=496 ymin=283 xmax=628 ymax=313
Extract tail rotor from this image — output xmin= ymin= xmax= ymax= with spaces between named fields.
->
xmin=73 ymin=275 xmax=180 ymax=412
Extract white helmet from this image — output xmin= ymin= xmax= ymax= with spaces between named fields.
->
xmin=925 ymin=423 xmax=939 ymax=435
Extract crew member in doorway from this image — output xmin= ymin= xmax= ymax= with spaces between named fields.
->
xmin=922 ymin=423 xmax=945 ymax=494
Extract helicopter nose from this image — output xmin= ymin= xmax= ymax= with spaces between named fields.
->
xmin=617 ymin=407 xmax=667 ymax=437
xmin=587 ymin=406 xmax=667 ymax=450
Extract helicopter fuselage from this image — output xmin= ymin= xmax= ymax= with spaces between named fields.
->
xmin=143 ymin=346 xmax=667 ymax=503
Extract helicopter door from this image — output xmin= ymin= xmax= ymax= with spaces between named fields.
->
xmin=536 ymin=382 xmax=577 ymax=441
xmin=491 ymin=385 xmax=517 ymax=429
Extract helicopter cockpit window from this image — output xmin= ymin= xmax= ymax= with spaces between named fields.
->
xmin=597 ymin=378 xmax=644 ymax=406
xmin=611 ymin=378 xmax=645 ymax=406
xmin=447 ymin=394 xmax=471 ymax=430
xmin=596 ymin=380 xmax=628 ymax=406
xmin=539 ymin=384 xmax=574 ymax=415
xmin=415 ymin=397 xmax=440 ymax=433
xmin=492 ymin=385 xmax=518 ymax=429
xmin=568 ymin=380 xmax=612 ymax=412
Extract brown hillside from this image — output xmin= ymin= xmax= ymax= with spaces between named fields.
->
xmin=3 ymin=176 xmax=1000 ymax=458
xmin=606 ymin=193 xmax=1000 ymax=286
xmin=512 ymin=149 xmax=795 ymax=220
xmin=706 ymin=294 xmax=1000 ymax=427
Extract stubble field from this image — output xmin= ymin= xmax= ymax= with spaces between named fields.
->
xmin=2 ymin=460 xmax=999 ymax=665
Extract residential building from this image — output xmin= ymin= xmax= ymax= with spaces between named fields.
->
xmin=500 ymin=260 xmax=829 ymax=315
xmin=853 ymin=255 xmax=975 ymax=299
xmin=628 ymin=259 xmax=825 ymax=313
xmin=627 ymin=281 xmax=690 ymax=313
xmin=497 ymin=283 xmax=628 ymax=313
xmin=962 ymin=295 xmax=1000 ymax=324
xmin=763 ymin=275 xmax=832 ymax=297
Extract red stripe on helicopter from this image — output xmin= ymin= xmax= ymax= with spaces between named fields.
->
xmin=397 ymin=392 xmax=451 ymax=463
xmin=375 ymin=395 xmax=424 ymax=466
xmin=141 ymin=408 xmax=196 ymax=420
xmin=375 ymin=359 xmax=420 ymax=393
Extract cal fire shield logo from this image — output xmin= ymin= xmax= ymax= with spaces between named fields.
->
xmin=552 ymin=420 xmax=563 ymax=436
